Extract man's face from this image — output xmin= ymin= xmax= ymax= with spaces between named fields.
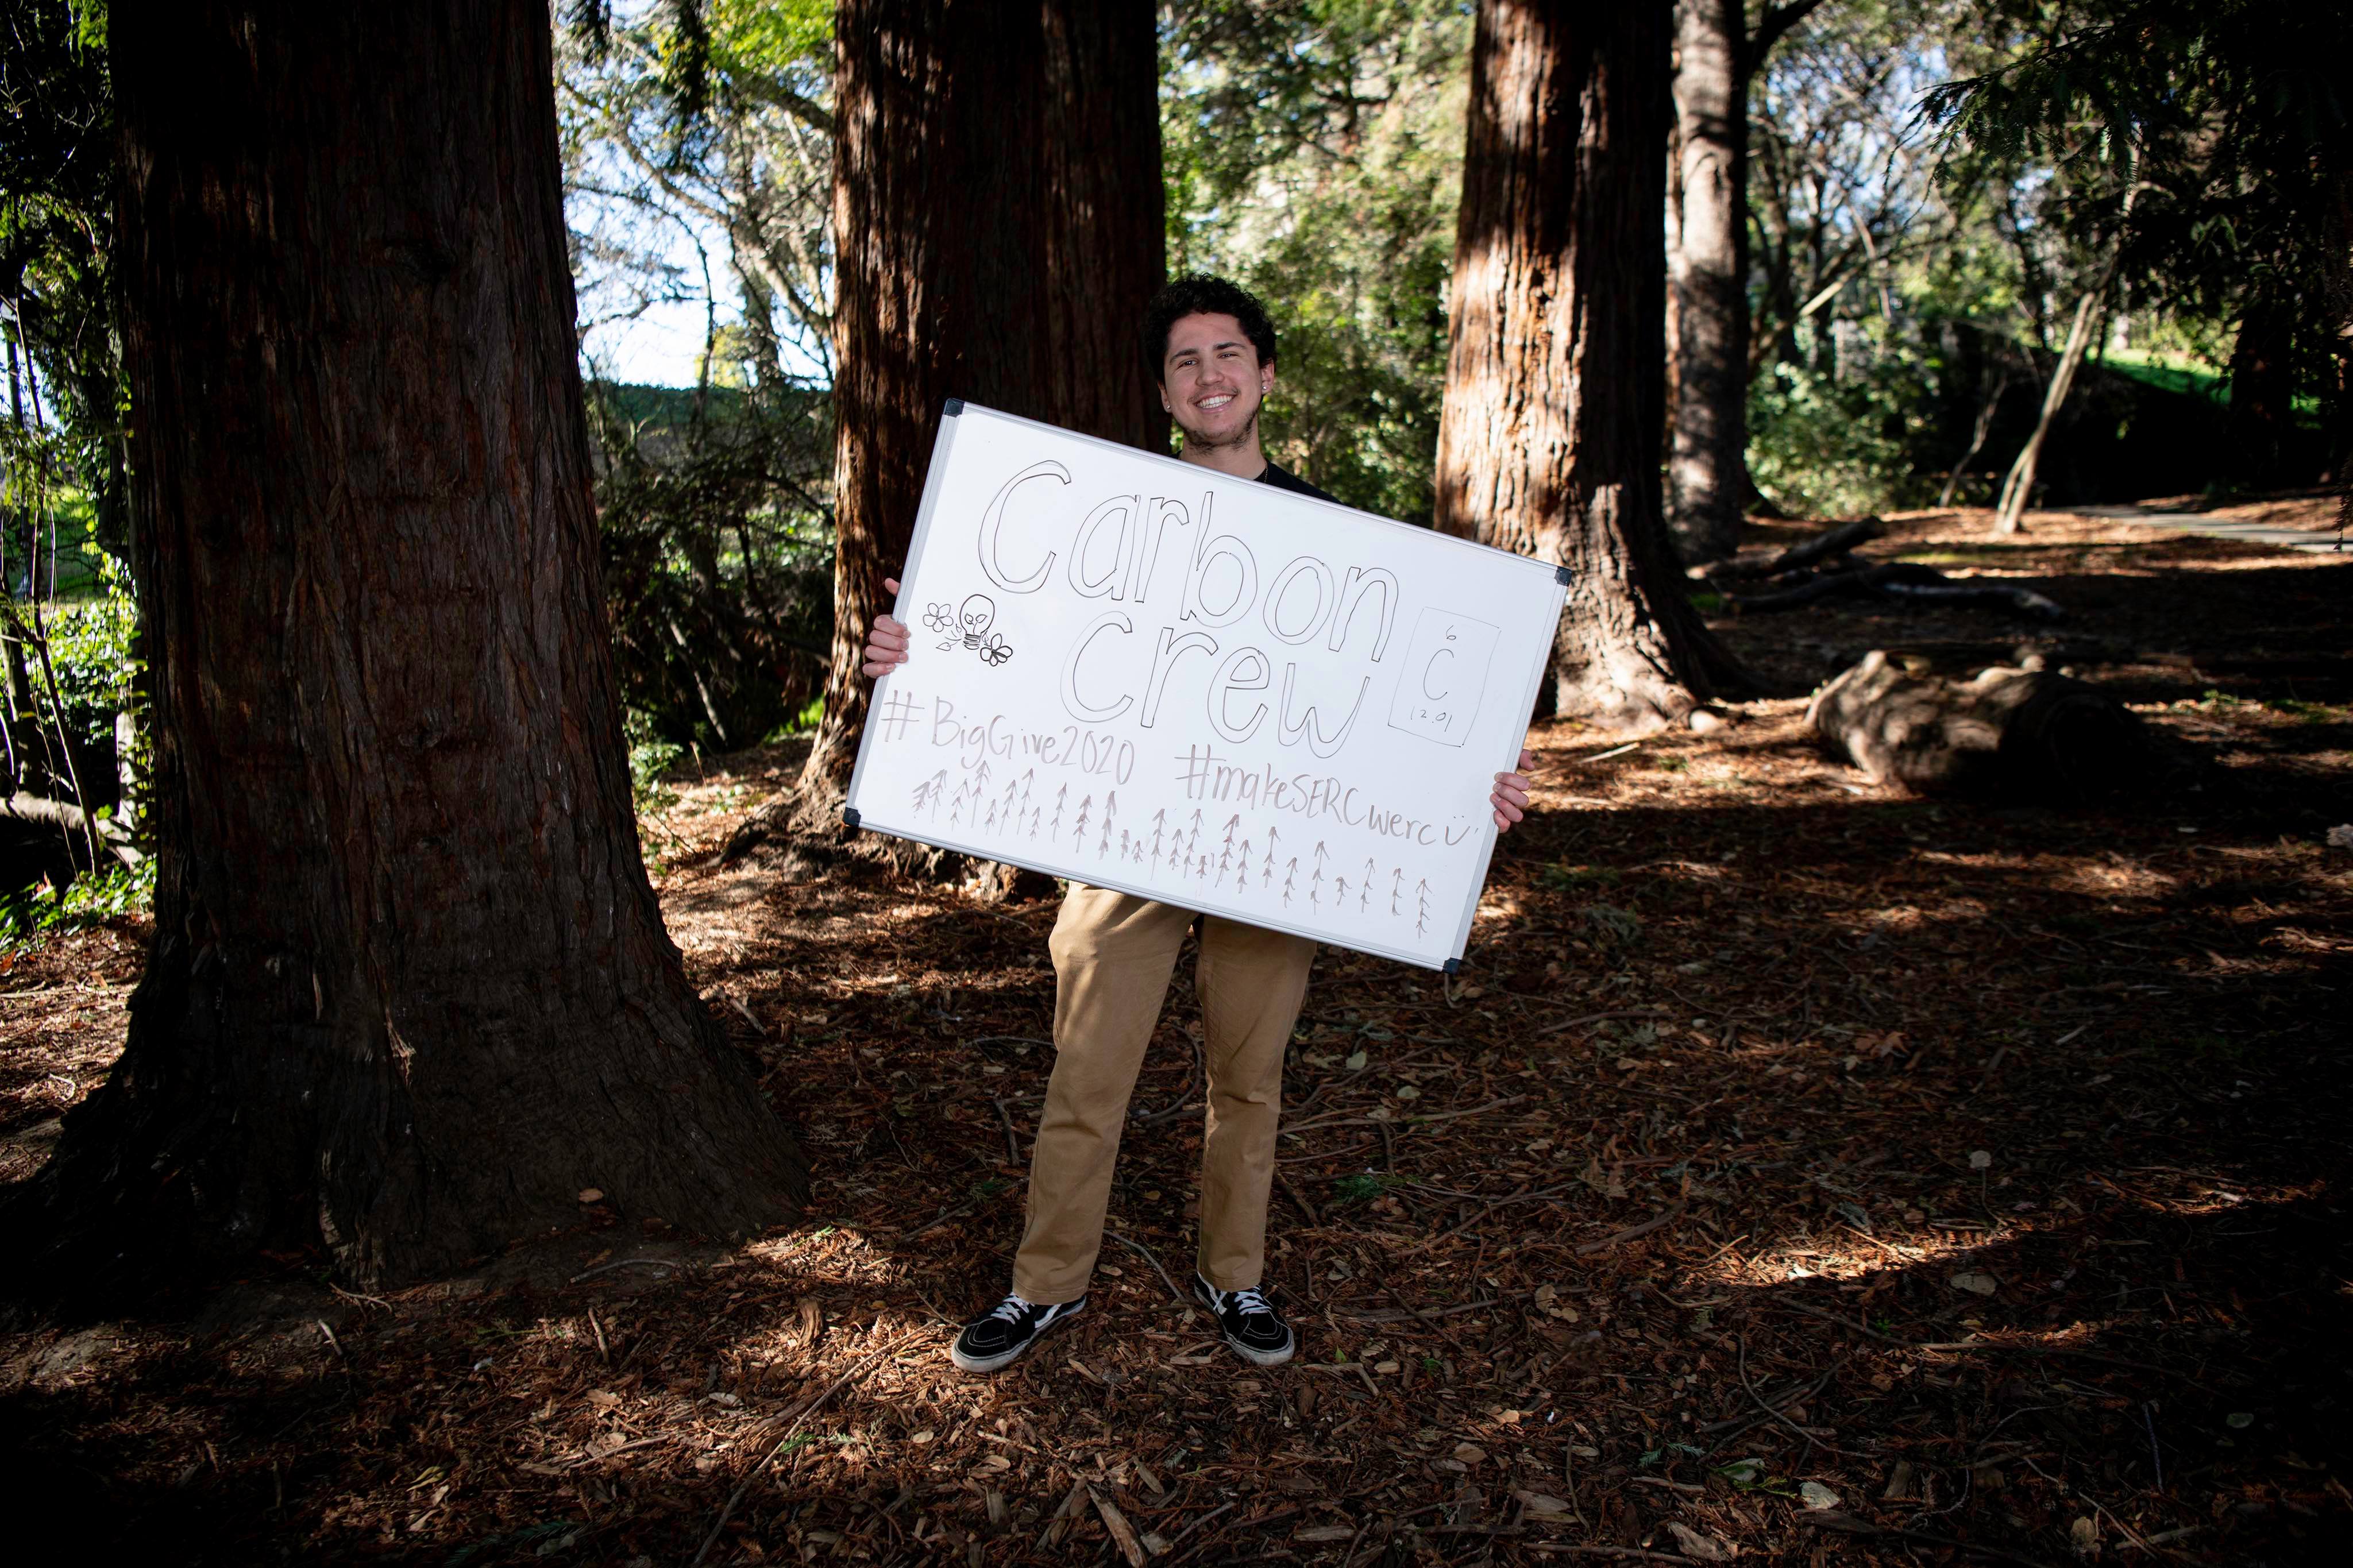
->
xmin=1159 ymin=311 xmax=1274 ymax=449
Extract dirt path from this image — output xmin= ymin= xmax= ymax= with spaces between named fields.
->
xmin=2 ymin=510 xmax=2346 ymax=1565
xmin=2072 ymin=503 xmax=2347 ymax=557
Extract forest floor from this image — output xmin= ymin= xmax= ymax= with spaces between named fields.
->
xmin=1 ymin=504 xmax=2347 ymax=1566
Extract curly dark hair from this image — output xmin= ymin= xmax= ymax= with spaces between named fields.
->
xmin=1140 ymin=274 xmax=1278 ymax=385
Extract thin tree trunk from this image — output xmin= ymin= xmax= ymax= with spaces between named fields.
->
xmin=797 ymin=0 xmax=1163 ymax=833
xmin=1939 ymin=361 xmax=2012 ymax=508
xmin=2226 ymin=293 xmax=2297 ymax=488
xmin=1666 ymin=2 xmax=1821 ymax=564
xmin=1436 ymin=0 xmax=1741 ymax=731
xmin=1665 ymin=0 xmax=1747 ymax=565
xmin=1994 ymin=283 xmax=2102 ymax=535
xmin=18 ymin=0 xmax=806 ymax=1292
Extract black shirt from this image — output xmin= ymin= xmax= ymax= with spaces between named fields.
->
xmin=1256 ymin=461 xmax=1340 ymax=506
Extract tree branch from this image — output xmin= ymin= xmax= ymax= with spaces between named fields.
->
xmin=1745 ymin=0 xmax=1829 ymax=79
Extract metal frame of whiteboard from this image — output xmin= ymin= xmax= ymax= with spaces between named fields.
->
xmin=841 ymin=400 xmax=1567 ymax=971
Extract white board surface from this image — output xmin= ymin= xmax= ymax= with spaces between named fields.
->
xmin=842 ymin=402 xmax=1566 ymax=970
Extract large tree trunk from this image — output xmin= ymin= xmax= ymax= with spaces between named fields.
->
xmin=796 ymin=0 xmax=1164 ymax=831
xmin=1436 ymin=0 xmax=1740 ymax=731
xmin=16 ymin=0 xmax=806 ymax=1292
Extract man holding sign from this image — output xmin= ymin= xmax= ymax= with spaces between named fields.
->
xmin=861 ymin=277 xmax=1537 ymax=1373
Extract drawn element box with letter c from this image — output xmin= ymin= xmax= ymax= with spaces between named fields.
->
xmin=843 ymin=402 xmax=1567 ymax=971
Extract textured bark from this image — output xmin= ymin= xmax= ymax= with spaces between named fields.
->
xmin=19 ymin=0 xmax=805 ymax=1291
xmin=797 ymin=1 xmax=1164 ymax=829
xmin=1435 ymin=0 xmax=1740 ymax=730
xmin=1665 ymin=0 xmax=1747 ymax=564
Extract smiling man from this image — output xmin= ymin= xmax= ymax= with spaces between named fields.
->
xmin=862 ymin=274 xmax=1536 ymax=1374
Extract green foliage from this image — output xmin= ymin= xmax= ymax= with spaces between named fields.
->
xmin=591 ymin=380 xmax=835 ymax=753
xmin=1581 ymin=905 xmax=1642 ymax=948
xmin=1924 ymin=1 xmax=2353 ymax=478
xmin=0 ymin=853 xmax=152 ymax=949
xmin=1748 ymin=354 xmax=1930 ymax=517
xmin=1 ymin=0 xmax=130 ymax=565
xmin=1332 ymin=1171 xmax=1399 ymax=1204
xmin=705 ymin=0 xmax=831 ymax=76
xmin=1162 ymin=1 xmax=1468 ymax=523
xmin=37 ymin=552 xmax=138 ymax=752
xmin=624 ymin=707 xmax=685 ymax=816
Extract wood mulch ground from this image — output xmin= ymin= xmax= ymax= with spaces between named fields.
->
xmin=1 ymin=506 xmax=2346 ymax=1566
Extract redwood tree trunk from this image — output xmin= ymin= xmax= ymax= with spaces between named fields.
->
xmin=1665 ymin=0 xmax=1748 ymax=565
xmin=22 ymin=0 xmax=806 ymax=1290
xmin=1435 ymin=0 xmax=1739 ymax=729
xmin=797 ymin=0 xmax=1164 ymax=825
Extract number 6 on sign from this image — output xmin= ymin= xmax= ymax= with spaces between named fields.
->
xmin=1388 ymin=608 xmax=1500 ymax=748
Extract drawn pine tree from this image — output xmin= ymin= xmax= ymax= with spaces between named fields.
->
xmin=1073 ymin=794 xmax=1092 ymax=851
xmin=1361 ymin=857 xmax=1376 ymax=911
xmin=1049 ymin=784 xmax=1067 ymax=839
xmin=911 ymin=771 xmax=945 ymax=816
xmin=1098 ymin=790 xmax=1117 ymax=856
xmin=1186 ymin=809 xmax=1203 ymax=866
xmin=1281 ymin=858 xmax=1298 ymax=905
xmin=1415 ymin=879 xmax=1432 ymax=939
xmin=1262 ymin=827 xmax=1279 ymax=886
xmin=1150 ymin=808 xmax=1167 ymax=864
xmin=1235 ymin=839 xmax=1252 ymax=890
xmin=1334 ymin=875 xmax=1349 ymax=907
xmin=1391 ymin=867 xmax=1404 ymax=915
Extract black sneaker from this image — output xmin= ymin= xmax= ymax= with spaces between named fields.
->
xmin=950 ymin=1293 xmax=1085 ymax=1373
xmin=1194 ymin=1275 xmax=1295 ymax=1366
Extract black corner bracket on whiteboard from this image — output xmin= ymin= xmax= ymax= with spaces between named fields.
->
xmin=1442 ymin=958 xmax=1462 ymax=975
xmin=1554 ymin=563 xmax=1572 ymax=585
xmin=840 ymin=806 xmax=862 ymax=829
xmin=943 ymin=398 xmax=964 ymax=418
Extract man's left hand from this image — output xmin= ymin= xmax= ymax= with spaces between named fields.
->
xmin=1491 ymin=747 xmax=1537 ymax=832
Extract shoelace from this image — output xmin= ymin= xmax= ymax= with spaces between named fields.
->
xmin=983 ymin=1295 xmax=1036 ymax=1325
xmin=1222 ymin=1286 xmax=1274 ymax=1319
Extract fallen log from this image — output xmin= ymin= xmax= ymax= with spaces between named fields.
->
xmin=1879 ymin=579 xmax=2063 ymax=618
xmin=1806 ymin=651 xmax=2157 ymax=801
xmin=1726 ymin=561 xmax=2062 ymax=620
xmin=1697 ymin=516 xmax=1885 ymax=581
xmin=1 ymin=791 xmax=141 ymax=868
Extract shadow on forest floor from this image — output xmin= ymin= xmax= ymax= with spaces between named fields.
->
xmin=1 ymin=509 xmax=2348 ymax=1566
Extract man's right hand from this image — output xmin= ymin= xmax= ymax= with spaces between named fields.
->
xmin=861 ymin=577 xmax=911 ymax=679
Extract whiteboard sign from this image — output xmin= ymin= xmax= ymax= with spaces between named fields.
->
xmin=842 ymin=403 xmax=1566 ymax=970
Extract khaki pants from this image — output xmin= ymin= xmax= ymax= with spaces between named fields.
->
xmin=1011 ymin=885 xmax=1316 ymax=1304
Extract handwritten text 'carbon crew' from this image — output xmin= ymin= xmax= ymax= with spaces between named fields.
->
xmin=977 ymin=461 xmax=1397 ymax=758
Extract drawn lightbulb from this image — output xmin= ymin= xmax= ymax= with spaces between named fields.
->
xmin=958 ymin=593 xmax=997 ymax=650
